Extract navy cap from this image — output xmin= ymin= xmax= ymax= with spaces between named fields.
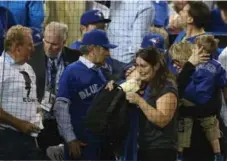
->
xmin=141 ymin=33 xmax=165 ymax=51
xmin=81 ymin=29 xmax=117 ymax=49
xmin=80 ymin=10 xmax=111 ymax=26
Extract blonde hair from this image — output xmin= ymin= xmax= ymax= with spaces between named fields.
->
xmin=4 ymin=25 xmax=32 ymax=52
xmin=195 ymin=34 xmax=219 ymax=55
xmin=169 ymin=41 xmax=195 ymax=64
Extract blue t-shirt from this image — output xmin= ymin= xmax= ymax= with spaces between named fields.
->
xmin=57 ymin=60 xmax=107 ymax=159
xmin=184 ymin=59 xmax=227 ymax=104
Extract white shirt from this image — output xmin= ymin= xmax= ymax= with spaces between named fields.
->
xmin=107 ymin=0 xmax=155 ymax=63
xmin=218 ymin=47 xmax=227 ymax=126
xmin=0 ymin=52 xmax=42 ymax=136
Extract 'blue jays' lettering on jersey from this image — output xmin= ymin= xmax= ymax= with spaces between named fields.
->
xmin=183 ymin=59 xmax=227 ymax=104
xmin=57 ymin=60 xmax=106 ymax=139
xmin=78 ymin=84 xmax=99 ymax=100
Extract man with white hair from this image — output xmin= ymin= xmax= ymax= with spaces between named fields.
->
xmin=28 ymin=21 xmax=81 ymax=156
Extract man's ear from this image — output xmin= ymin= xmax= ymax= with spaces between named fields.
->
xmin=88 ymin=45 xmax=95 ymax=53
xmin=80 ymin=25 xmax=87 ymax=34
xmin=11 ymin=43 xmax=19 ymax=54
xmin=187 ymin=16 xmax=193 ymax=24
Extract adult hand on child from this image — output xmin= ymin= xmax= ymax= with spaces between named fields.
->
xmin=188 ymin=46 xmax=210 ymax=66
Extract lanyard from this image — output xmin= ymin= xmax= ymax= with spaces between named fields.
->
xmin=46 ymin=56 xmax=62 ymax=88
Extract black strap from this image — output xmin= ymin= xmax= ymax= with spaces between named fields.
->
xmin=106 ymin=85 xmax=124 ymax=113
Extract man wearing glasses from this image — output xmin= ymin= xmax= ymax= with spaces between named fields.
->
xmin=28 ymin=21 xmax=81 ymax=156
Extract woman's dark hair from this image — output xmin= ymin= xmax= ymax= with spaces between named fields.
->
xmin=136 ymin=47 xmax=176 ymax=96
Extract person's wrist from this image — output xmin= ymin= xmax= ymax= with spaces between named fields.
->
xmin=137 ymin=97 xmax=144 ymax=107
xmin=188 ymin=59 xmax=197 ymax=66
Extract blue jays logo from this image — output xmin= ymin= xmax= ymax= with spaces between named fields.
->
xmin=95 ymin=11 xmax=104 ymax=18
xmin=149 ymin=38 xmax=160 ymax=46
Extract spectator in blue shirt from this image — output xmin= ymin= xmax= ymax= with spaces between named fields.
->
xmin=174 ymin=1 xmax=211 ymax=43
xmin=70 ymin=9 xmax=111 ymax=50
xmin=168 ymin=2 xmax=211 ymax=74
xmin=54 ymin=29 xmax=117 ymax=160
xmin=70 ymin=9 xmax=133 ymax=82
xmin=0 ymin=1 xmax=44 ymax=31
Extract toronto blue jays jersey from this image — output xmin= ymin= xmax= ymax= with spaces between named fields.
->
xmin=183 ymin=59 xmax=227 ymax=104
xmin=57 ymin=59 xmax=107 ymax=159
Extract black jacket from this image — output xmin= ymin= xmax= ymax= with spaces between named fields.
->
xmin=27 ymin=43 xmax=81 ymax=101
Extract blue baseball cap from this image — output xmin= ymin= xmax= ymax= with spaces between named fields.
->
xmin=80 ymin=10 xmax=111 ymax=26
xmin=141 ymin=33 xmax=165 ymax=51
xmin=80 ymin=29 xmax=117 ymax=49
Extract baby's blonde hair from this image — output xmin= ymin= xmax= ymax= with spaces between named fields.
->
xmin=195 ymin=34 xmax=219 ymax=55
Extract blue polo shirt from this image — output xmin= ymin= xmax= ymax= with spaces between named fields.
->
xmin=57 ymin=56 xmax=107 ymax=159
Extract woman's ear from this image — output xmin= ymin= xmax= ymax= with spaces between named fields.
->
xmin=187 ymin=16 xmax=193 ymax=24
